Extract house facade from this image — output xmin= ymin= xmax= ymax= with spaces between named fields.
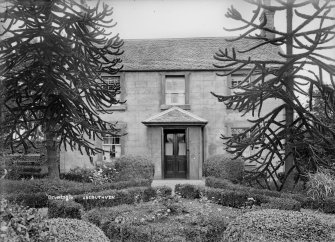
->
xmin=60 ymin=37 xmax=284 ymax=179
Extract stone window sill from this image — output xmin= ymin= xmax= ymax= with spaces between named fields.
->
xmin=160 ymin=104 xmax=191 ymax=110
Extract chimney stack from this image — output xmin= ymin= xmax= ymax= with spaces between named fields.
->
xmin=259 ymin=0 xmax=275 ymax=39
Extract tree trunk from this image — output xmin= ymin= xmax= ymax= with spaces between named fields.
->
xmin=284 ymin=1 xmax=296 ymax=187
xmin=45 ymin=129 xmax=60 ymax=179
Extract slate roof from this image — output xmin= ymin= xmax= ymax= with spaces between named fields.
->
xmin=142 ymin=106 xmax=208 ymax=126
xmin=121 ymin=37 xmax=284 ymax=71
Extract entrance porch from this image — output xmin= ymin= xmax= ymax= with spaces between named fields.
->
xmin=142 ymin=107 xmax=207 ymax=179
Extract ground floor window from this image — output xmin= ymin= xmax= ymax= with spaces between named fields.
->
xmin=102 ymin=134 xmax=121 ymax=161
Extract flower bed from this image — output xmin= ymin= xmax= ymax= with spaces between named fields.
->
xmin=83 ymin=198 xmax=241 ymax=241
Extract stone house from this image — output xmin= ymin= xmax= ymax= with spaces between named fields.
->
xmin=61 ymin=36 xmax=284 ymax=179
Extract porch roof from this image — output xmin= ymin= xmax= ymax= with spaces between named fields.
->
xmin=142 ymin=106 xmax=208 ymax=126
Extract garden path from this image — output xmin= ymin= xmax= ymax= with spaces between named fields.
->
xmin=151 ymin=179 xmax=205 ymax=194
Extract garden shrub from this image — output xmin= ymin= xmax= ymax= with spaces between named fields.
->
xmin=113 ymin=155 xmax=155 ymax=181
xmin=205 ymin=176 xmax=241 ymax=190
xmin=306 ymin=169 xmax=335 ymax=201
xmin=223 ymin=209 xmax=332 ymax=242
xmin=175 ymin=184 xmax=201 ymax=199
xmin=47 ymin=218 xmax=109 ymax=241
xmin=48 ymin=199 xmax=83 ymax=219
xmin=1 ymin=179 xmax=151 ymax=208
xmin=60 ymin=167 xmax=93 ymax=182
xmin=4 ymin=192 xmax=49 ymax=208
xmin=206 ymin=176 xmax=308 ymax=207
xmin=154 ymin=185 xmax=173 ymax=197
xmin=280 ymin=192 xmax=318 ymax=209
xmin=203 ymin=154 xmax=244 ymax=183
xmin=205 ymin=187 xmax=248 ymax=208
xmin=84 ymin=201 xmax=232 ymax=242
xmin=323 ymin=197 xmax=335 ymax=214
xmin=0 ymin=199 xmax=54 ymax=241
xmin=0 ymin=178 xmax=151 ymax=195
xmin=75 ymin=186 xmax=165 ymax=210
xmin=261 ymin=197 xmax=301 ymax=211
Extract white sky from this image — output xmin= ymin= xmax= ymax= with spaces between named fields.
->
xmin=104 ymin=0 xmax=285 ymax=39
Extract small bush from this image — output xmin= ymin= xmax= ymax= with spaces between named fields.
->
xmin=113 ymin=155 xmax=155 ymax=181
xmin=1 ymin=178 xmax=151 ymax=195
xmin=306 ymin=169 xmax=335 ymax=201
xmin=175 ymin=184 xmax=201 ymax=199
xmin=323 ymin=197 xmax=335 ymax=214
xmin=223 ymin=209 xmax=332 ymax=242
xmin=261 ymin=197 xmax=301 ymax=211
xmin=75 ymin=186 xmax=162 ymax=210
xmin=47 ymin=218 xmax=109 ymax=241
xmin=205 ymin=187 xmax=248 ymax=208
xmin=4 ymin=192 xmax=49 ymax=208
xmin=1 ymin=179 xmax=151 ymax=208
xmin=205 ymin=176 xmax=239 ymax=189
xmin=203 ymin=154 xmax=244 ymax=183
xmin=48 ymin=199 xmax=83 ymax=219
xmin=0 ymin=199 xmax=53 ymax=241
xmin=205 ymin=177 xmax=283 ymax=205
xmin=154 ymin=185 xmax=173 ymax=197
xmin=60 ymin=167 xmax=93 ymax=182
xmin=84 ymin=201 xmax=232 ymax=242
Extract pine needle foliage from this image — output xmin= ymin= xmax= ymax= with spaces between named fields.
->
xmin=0 ymin=0 xmax=124 ymax=177
xmin=211 ymin=0 xmax=335 ymax=190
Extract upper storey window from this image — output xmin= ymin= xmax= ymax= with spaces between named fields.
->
xmin=160 ymin=73 xmax=190 ymax=110
xmin=102 ymin=76 xmax=121 ymax=103
xmin=165 ymin=76 xmax=185 ymax=105
xmin=99 ymin=74 xmax=126 ymax=111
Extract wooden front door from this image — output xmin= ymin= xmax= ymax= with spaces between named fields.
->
xmin=164 ymin=130 xmax=187 ymax=178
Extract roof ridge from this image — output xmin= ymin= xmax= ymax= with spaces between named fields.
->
xmin=123 ymin=36 xmax=238 ymax=41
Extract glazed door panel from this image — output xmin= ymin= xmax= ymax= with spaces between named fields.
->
xmin=164 ymin=130 xmax=187 ymax=178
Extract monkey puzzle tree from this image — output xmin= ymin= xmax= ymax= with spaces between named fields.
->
xmin=212 ymin=0 xmax=335 ymax=190
xmin=0 ymin=0 xmax=123 ymax=178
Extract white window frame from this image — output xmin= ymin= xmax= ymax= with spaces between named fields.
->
xmin=102 ymin=134 xmax=121 ymax=161
xmin=101 ymin=76 xmax=121 ymax=106
xmin=165 ymin=76 xmax=186 ymax=105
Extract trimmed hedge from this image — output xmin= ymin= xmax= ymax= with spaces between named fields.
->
xmin=175 ymin=184 xmax=248 ymax=208
xmin=75 ymin=186 xmax=170 ymax=210
xmin=3 ymin=192 xmax=49 ymax=208
xmin=323 ymin=197 xmax=335 ymax=214
xmin=203 ymin=154 xmax=244 ymax=183
xmin=0 ymin=178 xmax=152 ymax=195
xmin=175 ymin=184 xmax=201 ymax=199
xmin=206 ymin=177 xmax=282 ymax=197
xmin=154 ymin=185 xmax=173 ymax=197
xmin=48 ymin=199 xmax=83 ymax=219
xmin=113 ymin=155 xmax=155 ymax=181
xmin=1 ymin=179 xmax=152 ymax=208
xmin=205 ymin=187 xmax=248 ymax=208
xmin=261 ymin=197 xmax=301 ymax=211
xmin=47 ymin=218 xmax=109 ymax=241
xmin=175 ymin=183 xmax=303 ymax=211
xmin=60 ymin=167 xmax=93 ymax=183
xmin=222 ymin=209 xmax=332 ymax=242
